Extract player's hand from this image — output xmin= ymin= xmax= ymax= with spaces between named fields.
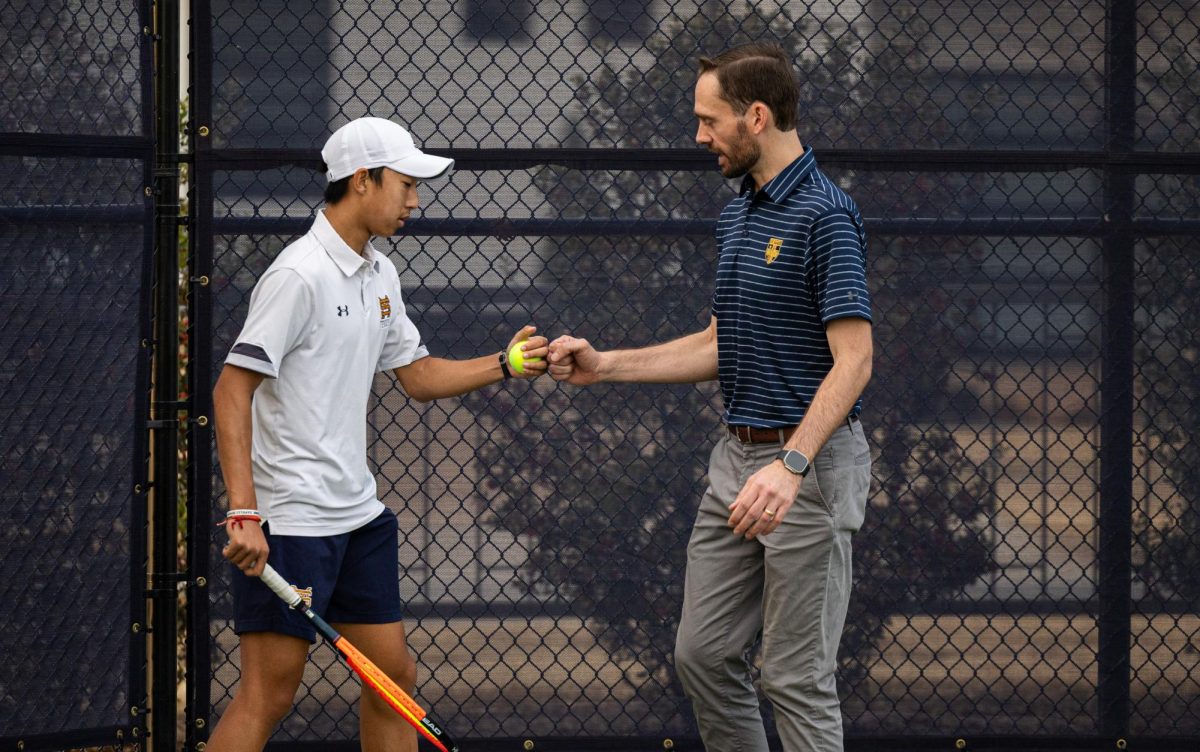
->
xmin=506 ymin=325 xmax=549 ymax=379
xmin=223 ymin=520 xmax=269 ymax=577
xmin=547 ymin=335 xmax=602 ymax=386
xmin=728 ymin=461 xmax=801 ymax=539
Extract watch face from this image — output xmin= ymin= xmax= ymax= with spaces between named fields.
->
xmin=782 ymin=450 xmax=809 ymax=475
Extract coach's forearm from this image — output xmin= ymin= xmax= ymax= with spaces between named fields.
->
xmin=786 ymin=318 xmax=873 ymax=460
xmin=787 ymin=355 xmax=871 ymax=459
xmin=598 ymin=320 xmax=718 ymax=384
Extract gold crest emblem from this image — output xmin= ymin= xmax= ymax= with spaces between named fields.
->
xmin=765 ymin=237 xmax=783 ymax=264
xmin=378 ymin=295 xmax=391 ymax=320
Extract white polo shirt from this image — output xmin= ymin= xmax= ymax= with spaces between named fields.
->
xmin=225 ymin=211 xmax=428 ymax=536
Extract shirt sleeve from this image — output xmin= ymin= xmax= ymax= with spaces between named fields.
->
xmin=809 ymin=209 xmax=872 ymax=324
xmin=377 ymin=289 xmax=429 ymax=372
xmin=225 ymin=268 xmax=313 ymax=378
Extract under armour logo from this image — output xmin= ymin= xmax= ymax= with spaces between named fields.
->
xmin=336 ymin=305 xmax=349 ymax=317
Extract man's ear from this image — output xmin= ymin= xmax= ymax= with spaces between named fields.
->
xmin=747 ymin=101 xmax=773 ymax=134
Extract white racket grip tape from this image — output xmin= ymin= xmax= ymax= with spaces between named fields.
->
xmin=260 ymin=564 xmax=303 ymax=608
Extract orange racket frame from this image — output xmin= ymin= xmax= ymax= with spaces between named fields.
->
xmin=260 ymin=564 xmax=457 ymax=752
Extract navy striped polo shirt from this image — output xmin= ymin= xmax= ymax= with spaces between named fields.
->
xmin=711 ymin=148 xmax=872 ymax=428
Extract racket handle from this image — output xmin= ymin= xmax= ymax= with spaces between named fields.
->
xmin=260 ymin=564 xmax=303 ymax=607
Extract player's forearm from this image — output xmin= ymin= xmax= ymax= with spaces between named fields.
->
xmin=598 ymin=325 xmax=718 ymax=384
xmin=213 ymin=375 xmax=258 ymax=510
xmin=396 ymin=354 xmax=504 ymax=402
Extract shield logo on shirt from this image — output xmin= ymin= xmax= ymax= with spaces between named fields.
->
xmin=765 ymin=237 xmax=783 ymax=264
xmin=378 ymin=295 xmax=392 ymax=321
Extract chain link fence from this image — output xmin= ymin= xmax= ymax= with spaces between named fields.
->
xmin=185 ymin=0 xmax=1200 ymax=748
xmin=0 ymin=1 xmax=151 ymax=750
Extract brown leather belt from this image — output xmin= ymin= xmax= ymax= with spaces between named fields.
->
xmin=726 ymin=416 xmax=858 ymax=444
xmin=726 ymin=424 xmax=795 ymax=444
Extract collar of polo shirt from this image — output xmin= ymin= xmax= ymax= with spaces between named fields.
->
xmin=311 ymin=211 xmax=380 ymax=276
xmin=739 ymin=148 xmax=817 ymax=203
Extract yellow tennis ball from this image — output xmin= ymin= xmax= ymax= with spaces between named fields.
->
xmin=507 ymin=341 xmax=542 ymax=375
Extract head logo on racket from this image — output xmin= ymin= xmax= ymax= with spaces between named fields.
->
xmin=291 ymin=584 xmax=313 ymax=608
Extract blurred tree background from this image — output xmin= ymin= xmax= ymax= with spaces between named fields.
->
xmin=1133 ymin=32 xmax=1200 ymax=610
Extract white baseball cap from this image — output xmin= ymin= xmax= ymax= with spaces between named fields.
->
xmin=321 ymin=117 xmax=454 ymax=182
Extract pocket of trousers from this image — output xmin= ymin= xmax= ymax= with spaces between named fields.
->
xmin=804 ymin=460 xmax=836 ymax=518
xmin=816 ymin=458 xmax=871 ymax=532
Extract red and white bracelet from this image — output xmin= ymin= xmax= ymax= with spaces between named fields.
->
xmin=218 ymin=508 xmax=263 ymax=529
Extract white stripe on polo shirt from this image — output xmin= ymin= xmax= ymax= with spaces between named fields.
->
xmin=226 ymin=211 xmax=429 ymax=536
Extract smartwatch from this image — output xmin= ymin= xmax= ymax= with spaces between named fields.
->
xmin=776 ymin=449 xmax=811 ymax=478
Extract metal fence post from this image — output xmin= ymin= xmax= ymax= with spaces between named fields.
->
xmin=151 ymin=0 xmax=183 ymax=749
xmin=185 ymin=0 xmax=216 ymax=747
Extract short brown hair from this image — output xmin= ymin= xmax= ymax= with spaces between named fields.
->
xmin=698 ymin=42 xmax=799 ymax=131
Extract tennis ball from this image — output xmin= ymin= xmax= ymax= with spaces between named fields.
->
xmin=507 ymin=341 xmax=542 ymax=375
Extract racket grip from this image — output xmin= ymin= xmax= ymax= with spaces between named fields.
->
xmin=260 ymin=564 xmax=303 ymax=607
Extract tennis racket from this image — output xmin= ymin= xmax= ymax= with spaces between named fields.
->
xmin=259 ymin=564 xmax=459 ymax=752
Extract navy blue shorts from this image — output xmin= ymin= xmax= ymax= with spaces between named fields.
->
xmin=230 ymin=508 xmax=402 ymax=642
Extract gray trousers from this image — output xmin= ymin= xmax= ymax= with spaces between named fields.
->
xmin=675 ymin=421 xmax=871 ymax=752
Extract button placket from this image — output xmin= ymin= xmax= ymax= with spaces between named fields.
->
xmin=359 ymin=265 xmax=370 ymax=316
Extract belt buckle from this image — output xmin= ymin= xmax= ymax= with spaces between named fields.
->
xmin=735 ymin=425 xmax=750 ymax=443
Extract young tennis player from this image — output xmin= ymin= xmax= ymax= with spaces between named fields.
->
xmin=209 ymin=116 xmax=548 ymax=752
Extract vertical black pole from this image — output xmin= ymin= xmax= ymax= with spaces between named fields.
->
xmin=132 ymin=0 xmax=156 ymax=745
xmin=185 ymin=0 xmax=215 ymax=746
xmin=152 ymin=0 xmax=181 ymax=749
xmin=1098 ymin=0 xmax=1136 ymax=740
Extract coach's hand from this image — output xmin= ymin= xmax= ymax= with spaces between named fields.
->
xmin=223 ymin=520 xmax=269 ymax=577
xmin=547 ymin=334 xmax=603 ymax=386
xmin=728 ymin=461 xmax=801 ymax=539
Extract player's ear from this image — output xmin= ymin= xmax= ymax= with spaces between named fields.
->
xmin=351 ymin=167 xmax=370 ymax=195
